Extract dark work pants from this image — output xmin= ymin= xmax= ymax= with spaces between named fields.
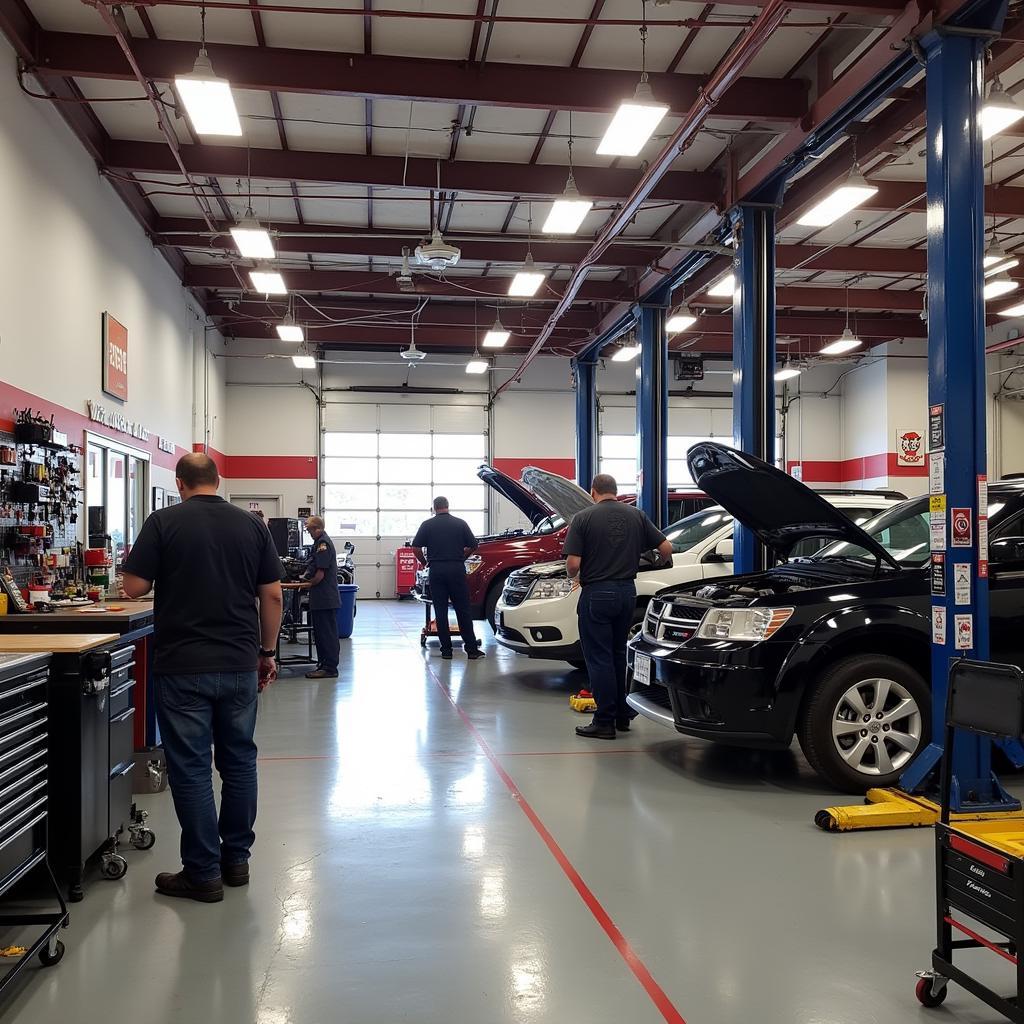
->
xmin=429 ymin=562 xmax=480 ymax=654
xmin=577 ymin=580 xmax=636 ymax=726
xmin=310 ymin=607 xmax=341 ymax=673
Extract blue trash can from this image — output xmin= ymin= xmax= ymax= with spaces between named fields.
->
xmin=336 ymin=584 xmax=358 ymax=639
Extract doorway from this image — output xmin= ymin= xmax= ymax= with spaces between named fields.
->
xmin=229 ymin=494 xmax=282 ymax=519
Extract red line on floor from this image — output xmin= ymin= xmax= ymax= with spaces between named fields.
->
xmin=382 ymin=606 xmax=687 ymax=1024
xmin=258 ymin=749 xmax=647 ymax=762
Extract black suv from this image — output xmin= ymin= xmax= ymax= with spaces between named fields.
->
xmin=627 ymin=442 xmax=1024 ymax=792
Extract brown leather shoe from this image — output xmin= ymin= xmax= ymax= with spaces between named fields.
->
xmin=221 ymin=862 xmax=249 ymax=887
xmin=155 ymin=870 xmax=223 ymax=903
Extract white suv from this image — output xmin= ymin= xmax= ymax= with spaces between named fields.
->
xmin=493 ymin=491 xmax=905 ymax=667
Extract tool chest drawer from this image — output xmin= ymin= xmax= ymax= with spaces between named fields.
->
xmin=109 ymin=707 xmax=135 ymax=774
xmin=108 ymin=676 xmax=135 ymax=719
xmin=939 ymin=829 xmax=1021 ymax=938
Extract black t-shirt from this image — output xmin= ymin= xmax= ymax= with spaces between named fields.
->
xmin=123 ymin=495 xmax=283 ymax=675
xmin=562 ymin=500 xmax=667 ymax=585
xmin=306 ymin=532 xmax=340 ymax=610
xmin=412 ymin=512 xmax=477 ymax=564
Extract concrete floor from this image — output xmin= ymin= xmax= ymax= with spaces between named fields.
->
xmin=4 ymin=600 xmax=1021 ymax=1023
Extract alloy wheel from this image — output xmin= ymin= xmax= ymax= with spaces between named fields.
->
xmin=829 ymin=676 xmax=923 ymax=778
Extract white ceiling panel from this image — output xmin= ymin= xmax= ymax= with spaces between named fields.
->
xmin=71 ymin=77 xmax=166 ymax=144
xmin=258 ymin=4 xmax=362 ymax=53
xmin=454 ymin=107 xmax=550 ymax=164
xmin=370 ymin=0 xmax=477 ymax=60
xmin=485 ymin=0 xmax=595 ymax=66
xmin=145 ymin=5 xmax=256 ymax=46
xmin=274 ymin=93 xmax=366 ymax=154
xmin=25 ymin=0 xmax=109 ymax=33
xmin=369 ymin=99 xmax=460 ymax=161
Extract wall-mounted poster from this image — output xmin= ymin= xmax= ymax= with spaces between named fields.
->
xmin=102 ymin=313 xmax=129 ymax=402
xmin=896 ymin=426 xmax=925 ymax=467
xmin=152 ymin=487 xmax=165 ymax=511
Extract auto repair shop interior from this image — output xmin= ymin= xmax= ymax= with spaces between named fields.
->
xmin=7 ymin=0 xmax=1024 ymax=1021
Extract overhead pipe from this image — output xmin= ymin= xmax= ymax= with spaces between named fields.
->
xmin=493 ymin=0 xmax=789 ymax=398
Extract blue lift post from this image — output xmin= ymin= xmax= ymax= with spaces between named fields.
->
xmin=731 ymin=203 xmax=778 ymax=574
xmin=636 ymin=304 xmax=669 ymax=528
xmin=573 ymin=355 xmax=598 ymax=492
xmin=897 ymin=13 xmax=1018 ymax=812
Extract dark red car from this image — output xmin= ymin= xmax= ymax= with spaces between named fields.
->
xmin=415 ymin=465 xmax=710 ymax=627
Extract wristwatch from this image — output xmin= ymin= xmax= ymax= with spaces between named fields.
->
xmin=259 ymin=648 xmax=276 ymax=658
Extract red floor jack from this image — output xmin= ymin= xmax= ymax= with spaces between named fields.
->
xmin=419 ymin=599 xmax=462 ymax=649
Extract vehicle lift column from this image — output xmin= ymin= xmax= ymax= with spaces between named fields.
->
xmin=731 ymin=203 xmax=777 ymax=574
xmin=637 ymin=304 xmax=669 ymax=528
xmin=573 ymin=355 xmax=598 ymax=492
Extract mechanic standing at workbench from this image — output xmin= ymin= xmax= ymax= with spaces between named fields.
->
xmin=564 ymin=474 xmax=672 ymax=740
xmin=296 ymin=516 xmax=341 ymax=680
xmin=412 ymin=497 xmax=484 ymax=660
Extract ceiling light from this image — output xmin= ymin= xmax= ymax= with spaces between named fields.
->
xmin=612 ymin=343 xmax=642 ymax=362
xmin=466 ymin=351 xmax=489 ymax=374
xmin=707 ymin=274 xmax=735 ymax=297
xmin=508 ymin=254 xmax=545 ymax=297
xmin=292 ymin=354 xmax=316 ymax=369
xmin=666 ymin=306 xmax=697 ymax=333
xmin=796 ymin=165 xmax=879 ymax=227
xmin=276 ymin=314 xmax=303 ymax=343
xmin=985 ymin=273 xmax=1019 ymax=300
xmin=482 ymin=317 xmax=510 ymax=348
xmin=174 ymin=48 xmax=242 ymax=137
xmin=542 ymin=172 xmax=593 ymax=235
xmin=982 ymin=79 xmax=1024 ymax=140
xmin=775 ymin=364 xmax=802 ymax=381
xmin=997 ymin=301 xmax=1024 ymax=318
xmin=249 ymin=266 xmax=287 ymax=294
xmin=776 ymin=336 xmax=798 ymax=346
xmin=597 ymin=76 xmax=669 ymax=157
xmin=230 ymin=214 xmax=274 ymax=259
xmin=984 ymin=241 xmax=1019 ymax=278
xmin=820 ymin=327 xmax=863 ymax=355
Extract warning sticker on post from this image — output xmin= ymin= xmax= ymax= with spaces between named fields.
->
xmin=954 ymin=613 xmax=974 ymax=651
xmin=932 ymin=606 xmax=947 ymax=646
xmin=930 ymin=512 xmax=947 ymax=552
xmin=930 ymin=554 xmax=946 ymax=596
xmin=929 ymin=404 xmax=945 ymax=452
xmin=953 ymin=563 xmax=971 ymax=605
xmin=978 ymin=474 xmax=989 ymax=517
xmin=951 ymin=508 xmax=972 ymax=548
xmin=979 ymin=517 xmax=989 ymax=578
xmin=929 ymin=452 xmax=945 ymax=495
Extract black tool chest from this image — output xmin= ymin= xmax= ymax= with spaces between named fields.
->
xmin=0 ymin=653 xmax=69 ymax=997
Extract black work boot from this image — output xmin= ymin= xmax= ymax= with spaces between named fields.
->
xmin=221 ymin=862 xmax=249 ymax=887
xmin=155 ymin=870 xmax=224 ymax=903
xmin=575 ymin=720 xmax=616 ymax=740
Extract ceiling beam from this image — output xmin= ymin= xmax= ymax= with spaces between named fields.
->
xmin=107 ymin=140 xmax=721 ymax=204
xmin=226 ymin=323 xmax=584 ymax=348
xmin=34 ymin=31 xmax=807 ymax=123
xmin=699 ymin=285 xmax=927 ymax=311
xmin=691 ymin=312 xmax=927 ymax=338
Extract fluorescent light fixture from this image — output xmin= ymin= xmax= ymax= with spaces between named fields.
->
xmin=174 ymin=48 xmax=242 ymax=137
xmin=612 ymin=343 xmax=642 ymax=362
xmin=666 ymin=307 xmax=697 ymax=333
xmin=984 ymin=273 xmax=1018 ymax=300
xmin=508 ymin=254 xmax=545 ymax=297
xmin=796 ymin=166 xmax=879 ymax=227
xmin=776 ymin=336 xmax=798 ymax=346
xmin=292 ymin=354 xmax=316 ymax=369
xmin=482 ymin=318 xmax=510 ymax=348
xmin=774 ymin=364 xmax=802 ymax=381
xmin=249 ymin=266 xmax=287 ymax=294
xmin=276 ymin=315 xmax=303 ymax=343
xmin=596 ymin=76 xmax=669 ymax=157
xmin=230 ymin=215 xmax=274 ymax=259
xmin=707 ymin=274 xmax=735 ymax=297
xmin=984 ymin=242 xmax=1019 ymax=278
xmin=997 ymin=301 xmax=1024 ymax=318
xmin=466 ymin=354 xmax=489 ymax=374
xmin=820 ymin=327 xmax=863 ymax=355
xmin=542 ymin=172 xmax=593 ymax=235
xmin=982 ymin=79 xmax=1024 ymax=140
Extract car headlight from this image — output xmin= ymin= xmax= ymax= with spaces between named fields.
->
xmin=465 ymin=556 xmax=483 ymax=575
xmin=696 ymin=607 xmax=794 ymax=642
xmin=527 ymin=578 xmax=574 ymax=600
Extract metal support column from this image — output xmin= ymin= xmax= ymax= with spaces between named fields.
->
xmin=731 ymin=203 xmax=777 ymax=574
xmin=573 ymin=356 xmax=598 ymax=491
xmin=637 ymin=305 xmax=669 ymax=528
xmin=899 ymin=13 xmax=1017 ymax=811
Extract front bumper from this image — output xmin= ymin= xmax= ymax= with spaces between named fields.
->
xmin=493 ymin=597 xmax=582 ymax=661
xmin=626 ymin=637 xmax=793 ymax=748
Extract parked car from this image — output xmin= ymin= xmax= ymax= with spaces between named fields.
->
xmin=493 ymin=490 xmax=903 ymax=667
xmin=626 ymin=442 xmax=1024 ymax=792
xmin=414 ymin=464 xmax=712 ymax=627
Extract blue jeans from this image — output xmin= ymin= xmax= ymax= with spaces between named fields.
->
xmin=156 ymin=672 xmax=259 ymax=882
xmin=577 ymin=581 xmax=636 ymax=726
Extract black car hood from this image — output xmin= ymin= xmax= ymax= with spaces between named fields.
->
xmin=477 ymin=465 xmax=551 ymax=526
xmin=687 ymin=442 xmax=900 ymax=569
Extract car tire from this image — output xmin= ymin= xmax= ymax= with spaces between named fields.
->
xmin=797 ymin=654 xmax=930 ymax=793
xmin=484 ymin=576 xmax=511 ymax=632
xmin=628 ymin=604 xmax=647 ymax=641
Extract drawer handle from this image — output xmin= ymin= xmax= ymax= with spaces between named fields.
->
xmin=109 ymin=679 xmax=136 ymax=700
xmin=0 ymin=751 xmax=46 ymax=786
xmin=110 ymin=660 xmax=136 ymax=675
xmin=0 ymin=785 xmax=47 ymax=829
xmin=0 ymin=678 xmax=46 ymax=701
xmin=0 ymin=764 xmax=46 ymax=802
xmin=111 ymin=707 xmax=136 ymax=724
xmin=0 ymin=796 xmax=47 ymax=838
xmin=0 ymin=810 xmax=47 ymax=852
xmin=0 ymin=702 xmax=47 ymax=733
xmin=0 ymin=731 xmax=47 ymax=768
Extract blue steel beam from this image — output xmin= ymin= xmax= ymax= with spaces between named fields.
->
xmin=637 ymin=305 xmax=669 ymax=528
xmin=573 ymin=357 xmax=598 ymax=491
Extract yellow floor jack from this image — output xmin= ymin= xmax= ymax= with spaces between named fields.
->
xmin=569 ymin=689 xmax=597 ymax=713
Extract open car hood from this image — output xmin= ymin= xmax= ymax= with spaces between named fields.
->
xmin=477 ymin=465 xmax=552 ymax=526
xmin=686 ymin=443 xmax=901 ymax=569
xmin=519 ymin=466 xmax=593 ymax=520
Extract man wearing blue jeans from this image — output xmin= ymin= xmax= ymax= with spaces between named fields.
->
xmin=123 ymin=453 xmax=283 ymax=903
xmin=564 ymin=474 xmax=672 ymax=739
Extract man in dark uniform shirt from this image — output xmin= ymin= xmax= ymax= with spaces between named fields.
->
xmin=412 ymin=497 xmax=484 ymax=660
xmin=290 ymin=516 xmax=341 ymax=679
xmin=564 ymin=474 xmax=672 ymax=740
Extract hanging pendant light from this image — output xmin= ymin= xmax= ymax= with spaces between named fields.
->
xmin=774 ymin=363 xmax=802 ymax=381
xmin=821 ymin=327 xmax=863 ymax=356
xmin=174 ymin=7 xmax=242 ymax=137
xmin=984 ymin=272 xmax=1018 ymax=300
xmin=982 ymin=78 xmax=1024 ymax=140
xmin=797 ymin=163 xmax=878 ymax=227
xmin=509 ymin=253 xmax=545 ymax=297
xmin=666 ymin=305 xmax=697 ymax=333
xmin=543 ymin=125 xmax=593 ymax=235
xmin=482 ymin=315 xmax=511 ymax=348
xmin=466 ymin=346 xmax=489 ymax=374
xmin=231 ymin=210 xmax=274 ymax=259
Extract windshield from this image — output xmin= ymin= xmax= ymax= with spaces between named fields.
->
xmin=664 ymin=507 xmax=734 ymax=554
xmin=813 ymin=497 xmax=930 ymax=567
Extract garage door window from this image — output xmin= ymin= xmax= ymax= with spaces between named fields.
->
xmin=323 ymin=432 xmax=487 ymax=536
xmin=599 ymin=435 xmax=716 ymax=493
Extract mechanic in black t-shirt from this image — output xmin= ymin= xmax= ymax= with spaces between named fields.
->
xmin=412 ymin=496 xmax=484 ymax=660
xmin=122 ymin=453 xmax=284 ymax=903
xmin=563 ymin=474 xmax=672 ymax=740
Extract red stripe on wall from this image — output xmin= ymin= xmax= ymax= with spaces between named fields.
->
xmin=493 ymin=457 xmax=576 ymax=481
xmin=789 ymin=453 xmax=928 ymax=483
xmin=192 ymin=446 xmax=317 ymax=480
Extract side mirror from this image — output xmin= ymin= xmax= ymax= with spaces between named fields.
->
xmin=703 ymin=537 xmax=734 ymax=564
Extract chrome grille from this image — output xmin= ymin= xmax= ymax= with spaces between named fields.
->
xmin=642 ymin=598 xmax=704 ymax=645
xmin=501 ymin=577 xmax=532 ymax=608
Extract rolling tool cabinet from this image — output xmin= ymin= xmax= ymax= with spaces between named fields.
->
xmin=0 ymin=652 xmax=70 ymax=998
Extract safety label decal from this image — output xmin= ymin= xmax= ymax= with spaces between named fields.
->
xmin=953 ymin=563 xmax=971 ymax=606
xmin=951 ymin=508 xmax=972 ymax=548
xmin=932 ymin=606 xmax=947 ymax=646
xmin=929 ymin=453 xmax=944 ymax=495
xmin=954 ymin=613 xmax=974 ymax=651
xmin=930 ymin=554 xmax=945 ymax=596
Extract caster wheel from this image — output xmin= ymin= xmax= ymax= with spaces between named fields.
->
xmin=38 ymin=940 xmax=65 ymax=967
xmin=131 ymin=829 xmax=156 ymax=851
xmin=102 ymin=855 xmax=128 ymax=880
xmin=915 ymin=977 xmax=948 ymax=1007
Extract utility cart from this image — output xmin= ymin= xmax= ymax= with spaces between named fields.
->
xmin=916 ymin=658 xmax=1024 ymax=1019
xmin=413 ymin=575 xmax=463 ymax=649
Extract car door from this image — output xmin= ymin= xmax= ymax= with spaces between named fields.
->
xmin=988 ymin=505 xmax=1024 ymax=669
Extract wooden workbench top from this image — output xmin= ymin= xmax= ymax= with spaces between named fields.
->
xmin=0 ymin=633 xmax=120 ymax=654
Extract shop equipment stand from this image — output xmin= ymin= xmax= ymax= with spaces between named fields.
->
xmin=277 ymin=591 xmax=315 ymax=667
xmin=419 ymin=601 xmax=462 ymax=649
xmin=916 ymin=659 xmax=1024 ymax=1018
